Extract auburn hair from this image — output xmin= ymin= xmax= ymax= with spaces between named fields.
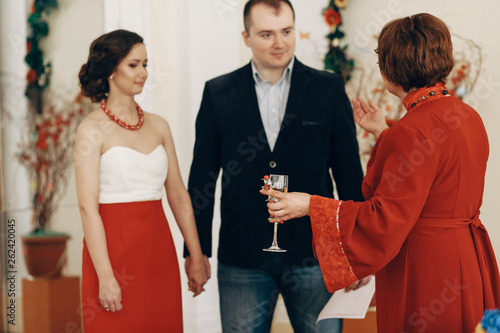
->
xmin=376 ymin=13 xmax=454 ymax=92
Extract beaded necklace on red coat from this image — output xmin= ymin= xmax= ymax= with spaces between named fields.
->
xmin=100 ymin=99 xmax=145 ymax=130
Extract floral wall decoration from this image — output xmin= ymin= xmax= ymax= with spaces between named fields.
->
xmin=19 ymin=0 xmax=93 ymax=233
xmin=25 ymin=0 xmax=58 ymax=114
xmin=323 ymin=0 xmax=354 ymax=82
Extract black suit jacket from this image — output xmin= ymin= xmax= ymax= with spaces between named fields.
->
xmin=186 ymin=59 xmax=364 ymax=270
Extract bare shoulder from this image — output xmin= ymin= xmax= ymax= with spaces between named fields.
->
xmin=78 ymin=107 xmax=106 ymax=131
xmin=75 ymin=107 xmax=109 ymax=146
xmin=74 ymin=108 xmax=107 ymax=162
xmin=145 ymin=111 xmax=171 ymax=132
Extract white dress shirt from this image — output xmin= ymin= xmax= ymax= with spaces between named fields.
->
xmin=251 ymin=58 xmax=294 ymax=151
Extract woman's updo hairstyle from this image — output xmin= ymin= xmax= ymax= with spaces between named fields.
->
xmin=79 ymin=29 xmax=144 ymax=102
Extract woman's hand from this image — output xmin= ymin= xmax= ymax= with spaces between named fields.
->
xmin=344 ymin=275 xmax=372 ymax=292
xmin=185 ymin=255 xmax=209 ymax=297
xmin=260 ymin=189 xmax=311 ymax=223
xmin=99 ymin=276 xmax=123 ymax=312
xmin=351 ymin=97 xmax=388 ymax=139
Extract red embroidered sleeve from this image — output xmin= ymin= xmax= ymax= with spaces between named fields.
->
xmin=310 ymin=195 xmax=358 ymax=292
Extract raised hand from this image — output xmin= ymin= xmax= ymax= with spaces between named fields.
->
xmin=351 ymin=97 xmax=388 ymax=139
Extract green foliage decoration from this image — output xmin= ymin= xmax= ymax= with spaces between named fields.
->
xmin=323 ymin=0 xmax=354 ymax=82
xmin=25 ymin=0 xmax=58 ymax=114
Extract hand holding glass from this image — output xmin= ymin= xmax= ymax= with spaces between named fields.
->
xmin=263 ymin=174 xmax=288 ymax=253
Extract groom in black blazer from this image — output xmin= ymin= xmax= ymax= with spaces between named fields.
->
xmin=185 ymin=0 xmax=364 ymax=332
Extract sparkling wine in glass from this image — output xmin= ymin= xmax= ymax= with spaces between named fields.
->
xmin=263 ymin=174 xmax=288 ymax=253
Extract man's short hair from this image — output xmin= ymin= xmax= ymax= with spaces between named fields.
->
xmin=376 ymin=13 xmax=454 ymax=92
xmin=243 ymin=0 xmax=295 ymax=33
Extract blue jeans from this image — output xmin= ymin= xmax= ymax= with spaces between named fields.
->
xmin=218 ymin=262 xmax=342 ymax=333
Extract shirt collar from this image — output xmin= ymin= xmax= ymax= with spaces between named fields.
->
xmin=251 ymin=57 xmax=295 ymax=84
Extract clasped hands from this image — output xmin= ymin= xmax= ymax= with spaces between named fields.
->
xmin=185 ymin=255 xmax=210 ymax=297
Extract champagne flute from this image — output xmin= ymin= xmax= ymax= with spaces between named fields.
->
xmin=263 ymin=174 xmax=288 ymax=253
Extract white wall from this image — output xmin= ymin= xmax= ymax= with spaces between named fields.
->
xmin=46 ymin=0 xmax=104 ymax=279
xmin=2 ymin=1 xmax=499 ymax=332
xmin=0 ymin=1 xmax=31 ymax=331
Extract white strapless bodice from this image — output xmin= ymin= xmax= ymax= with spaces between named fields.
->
xmin=99 ymin=145 xmax=168 ymax=203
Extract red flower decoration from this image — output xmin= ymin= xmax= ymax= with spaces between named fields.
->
xmin=36 ymin=132 xmax=49 ymax=150
xmin=324 ymin=8 xmax=341 ymax=27
xmin=452 ymin=68 xmax=466 ymax=85
xmin=50 ymin=133 xmax=59 ymax=145
xmin=27 ymin=69 xmax=38 ymax=84
xmin=17 ymin=94 xmax=95 ymax=232
xmin=262 ymin=175 xmax=272 ymax=195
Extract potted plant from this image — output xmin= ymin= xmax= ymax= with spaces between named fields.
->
xmin=17 ymin=0 xmax=91 ymax=279
xmin=18 ymin=93 xmax=91 ymax=279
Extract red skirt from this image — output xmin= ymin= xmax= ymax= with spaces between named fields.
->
xmin=82 ymin=200 xmax=182 ymax=332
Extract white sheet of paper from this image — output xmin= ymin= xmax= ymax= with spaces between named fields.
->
xmin=317 ymin=277 xmax=376 ymax=320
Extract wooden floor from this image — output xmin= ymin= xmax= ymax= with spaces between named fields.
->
xmin=342 ymin=312 xmax=377 ymax=333
xmin=270 ymin=295 xmax=377 ymax=333
xmin=270 ymin=314 xmax=377 ymax=333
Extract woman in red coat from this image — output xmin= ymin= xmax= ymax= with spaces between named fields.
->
xmin=262 ymin=13 xmax=500 ymax=332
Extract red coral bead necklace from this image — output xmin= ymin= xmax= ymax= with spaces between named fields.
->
xmin=100 ymin=99 xmax=145 ymax=130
